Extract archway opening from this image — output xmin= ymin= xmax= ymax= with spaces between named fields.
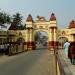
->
xmin=35 ymin=31 xmax=48 ymax=49
xmin=16 ymin=37 xmax=26 ymax=52
xmin=58 ymin=37 xmax=68 ymax=49
xmin=17 ymin=37 xmax=25 ymax=44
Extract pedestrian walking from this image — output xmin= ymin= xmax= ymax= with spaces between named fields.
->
xmin=64 ymin=40 xmax=70 ymax=58
xmin=68 ymin=42 xmax=75 ymax=65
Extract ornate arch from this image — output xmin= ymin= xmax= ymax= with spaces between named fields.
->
xmin=34 ymin=30 xmax=49 ymax=49
xmin=57 ymin=36 xmax=69 ymax=48
xmin=16 ymin=37 xmax=25 ymax=44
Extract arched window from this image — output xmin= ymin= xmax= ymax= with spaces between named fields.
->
xmin=16 ymin=37 xmax=25 ymax=44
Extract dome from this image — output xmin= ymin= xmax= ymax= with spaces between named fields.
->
xmin=50 ymin=13 xmax=56 ymax=21
xmin=69 ymin=20 xmax=75 ymax=29
xmin=26 ymin=14 xmax=33 ymax=22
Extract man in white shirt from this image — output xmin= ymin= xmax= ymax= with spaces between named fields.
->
xmin=64 ymin=40 xmax=70 ymax=58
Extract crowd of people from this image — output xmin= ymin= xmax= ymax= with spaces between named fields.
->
xmin=64 ymin=41 xmax=75 ymax=65
xmin=0 ymin=44 xmax=9 ymax=55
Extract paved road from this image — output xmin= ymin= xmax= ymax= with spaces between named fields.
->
xmin=0 ymin=49 xmax=56 ymax=75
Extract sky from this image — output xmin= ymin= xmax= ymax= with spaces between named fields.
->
xmin=0 ymin=0 xmax=75 ymax=28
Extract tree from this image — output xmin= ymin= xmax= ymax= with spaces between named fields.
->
xmin=0 ymin=11 xmax=23 ymax=30
xmin=6 ymin=15 xmax=11 ymax=24
xmin=0 ymin=11 xmax=11 ymax=26
xmin=16 ymin=24 xmax=25 ymax=30
xmin=3 ymin=13 xmax=11 ymax=24
xmin=0 ymin=12 xmax=4 ymax=24
xmin=12 ymin=13 xmax=23 ymax=30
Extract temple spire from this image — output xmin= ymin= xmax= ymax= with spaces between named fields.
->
xmin=50 ymin=13 xmax=56 ymax=21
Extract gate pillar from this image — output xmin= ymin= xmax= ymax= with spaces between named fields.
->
xmin=27 ymin=28 xmax=36 ymax=50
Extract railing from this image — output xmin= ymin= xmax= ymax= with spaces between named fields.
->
xmin=0 ymin=31 xmax=7 ymax=35
xmin=54 ymin=48 xmax=72 ymax=75
xmin=54 ymin=49 xmax=65 ymax=75
xmin=8 ymin=30 xmax=17 ymax=35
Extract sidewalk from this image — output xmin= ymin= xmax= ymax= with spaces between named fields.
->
xmin=58 ymin=49 xmax=75 ymax=75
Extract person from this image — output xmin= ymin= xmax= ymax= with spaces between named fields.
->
xmin=0 ymin=44 xmax=4 ymax=55
xmin=68 ymin=42 xmax=75 ymax=65
xmin=5 ymin=44 xmax=10 ymax=55
xmin=64 ymin=40 xmax=70 ymax=58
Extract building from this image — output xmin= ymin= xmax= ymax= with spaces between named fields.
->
xmin=8 ymin=13 xmax=57 ymax=50
xmin=57 ymin=20 xmax=75 ymax=48
xmin=0 ymin=13 xmax=75 ymax=50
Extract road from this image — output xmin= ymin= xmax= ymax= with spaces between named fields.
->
xmin=0 ymin=49 xmax=56 ymax=75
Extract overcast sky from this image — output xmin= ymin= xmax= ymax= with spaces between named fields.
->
xmin=0 ymin=0 xmax=75 ymax=28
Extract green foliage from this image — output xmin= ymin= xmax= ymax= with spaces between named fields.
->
xmin=16 ymin=24 xmax=25 ymax=30
xmin=0 ymin=10 xmax=24 ymax=30
xmin=0 ymin=11 xmax=11 ymax=25
xmin=12 ymin=13 xmax=22 ymax=26
xmin=11 ymin=13 xmax=24 ymax=30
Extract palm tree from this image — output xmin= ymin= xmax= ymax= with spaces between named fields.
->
xmin=12 ymin=13 xmax=22 ymax=29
